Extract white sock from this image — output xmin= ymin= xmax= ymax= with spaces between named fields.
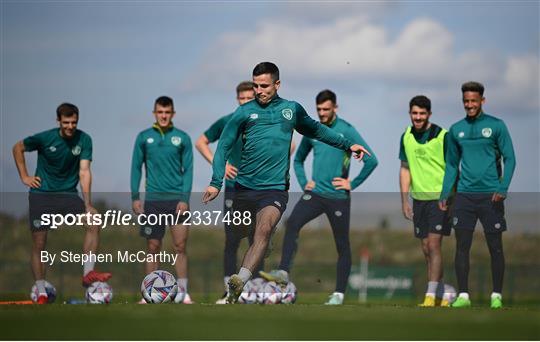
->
xmin=458 ymin=292 xmax=470 ymax=300
xmin=83 ymin=258 xmax=95 ymax=276
xmin=177 ymin=278 xmax=188 ymax=292
xmin=223 ymin=276 xmax=230 ymax=292
xmin=491 ymin=292 xmax=502 ymax=300
xmin=238 ymin=267 xmax=252 ymax=283
xmin=35 ymin=280 xmax=47 ymax=296
xmin=426 ymin=281 xmax=438 ymax=296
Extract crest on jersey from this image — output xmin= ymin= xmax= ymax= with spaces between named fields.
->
xmin=49 ymin=146 xmax=57 ymax=152
xmin=458 ymin=132 xmax=465 ymax=138
xmin=250 ymin=113 xmax=259 ymax=119
xmin=282 ymin=109 xmax=293 ymax=120
xmin=147 ymin=138 xmax=154 ymax=144
xmin=171 ymin=136 xmax=182 ymax=146
xmin=482 ymin=128 xmax=492 ymax=138
xmin=72 ymin=145 xmax=81 ymax=156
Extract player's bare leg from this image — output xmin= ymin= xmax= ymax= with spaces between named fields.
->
xmin=242 ymin=206 xmax=281 ymax=272
xmin=145 ymin=239 xmax=162 ymax=274
xmin=31 ymin=230 xmax=47 ymax=281
xmin=171 ymin=224 xmax=189 ymax=278
xmin=227 ymin=206 xmax=281 ymax=303
xmin=81 ymin=222 xmax=111 ymax=286
xmin=419 ymin=233 xmax=443 ymax=306
xmin=170 ymin=223 xmax=192 ymax=303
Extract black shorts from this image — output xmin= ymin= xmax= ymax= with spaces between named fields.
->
xmin=231 ymin=182 xmax=288 ymax=237
xmin=412 ymin=199 xmax=451 ymax=239
xmin=139 ymin=200 xmax=189 ymax=240
xmin=452 ymin=193 xmax=506 ymax=233
xmin=29 ymin=192 xmax=85 ymax=231
xmin=233 ymin=182 xmax=288 ymax=215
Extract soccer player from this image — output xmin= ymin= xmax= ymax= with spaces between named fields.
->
xmin=202 ymin=62 xmax=370 ymax=303
xmin=195 ymin=81 xmax=257 ymax=304
xmin=399 ymin=95 xmax=450 ymax=307
xmin=131 ymin=96 xmax=194 ymax=304
xmin=13 ymin=103 xmax=111 ymax=304
xmin=439 ymin=82 xmax=516 ymax=309
xmin=260 ymin=89 xmax=378 ymax=305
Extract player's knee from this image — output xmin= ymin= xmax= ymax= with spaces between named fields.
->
xmin=147 ymin=240 xmax=161 ymax=254
xmin=427 ymin=240 xmax=441 ymax=254
xmin=173 ymin=240 xmax=187 ymax=255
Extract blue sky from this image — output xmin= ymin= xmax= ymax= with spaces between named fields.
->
xmin=1 ymin=1 xmax=538 ymax=202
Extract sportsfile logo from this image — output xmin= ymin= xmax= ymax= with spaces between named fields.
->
xmin=39 ymin=210 xmax=252 ymax=229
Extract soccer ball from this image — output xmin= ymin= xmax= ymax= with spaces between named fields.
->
xmin=249 ymin=277 xmax=266 ymax=304
xmin=238 ymin=279 xmax=258 ymax=304
xmin=86 ymin=282 xmax=113 ymax=304
xmin=442 ymin=284 xmax=457 ymax=304
xmin=281 ymin=281 xmax=297 ymax=304
xmin=141 ymin=270 xmax=178 ymax=303
xmin=30 ymin=281 xmax=56 ymax=303
xmin=261 ymin=281 xmax=282 ymax=304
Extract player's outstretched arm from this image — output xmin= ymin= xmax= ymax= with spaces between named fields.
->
xmin=440 ymin=127 xmax=460 ymax=205
xmin=12 ymin=140 xmax=41 ymax=188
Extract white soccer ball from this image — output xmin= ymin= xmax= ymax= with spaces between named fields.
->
xmin=442 ymin=284 xmax=457 ymax=304
xmin=141 ymin=270 xmax=178 ymax=303
xmin=30 ymin=281 xmax=56 ymax=303
xmin=86 ymin=281 xmax=113 ymax=304
xmin=261 ymin=281 xmax=282 ymax=304
xmin=249 ymin=277 xmax=266 ymax=304
xmin=281 ymin=281 xmax=297 ymax=304
xmin=238 ymin=279 xmax=258 ymax=304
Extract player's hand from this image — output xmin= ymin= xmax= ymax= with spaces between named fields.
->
xmin=350 ymin=144 xmax=371 ymax=161
xmin=402 ymin=201 xmax=413 ymax=221
xmin=85 ymin=204 xmax=98 ymax=216
xmin=225 ymin=163 xmax=238 ymax=180
xmin=202 ymin=186 xmax=220 ymax=204
xmin=22 ymin=175 xmax=41 ymax=188
xmin=492 ymin=192 xmax=506 ymax=202
xmin=304 ymin=180 xmax=315 ymax=191
xmin=132 ymin=200 xmax=144 ymax=215
xmin=438 ymin=199 xmax=448 ymax=211
xmin=176 ymin=201 xmax=189 ymax=214
xmin=332 ymin=177 xmax=351 ymax=191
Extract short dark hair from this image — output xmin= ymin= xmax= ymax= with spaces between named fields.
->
xmin=236 ymin=81 xmax=255 ymax=94
xmin=316 ymin=89 xmax=337 ymax=105
xmin=409 ymin=95 xmax=431 ymax=112
xmin=461 ymin=81 xmax=484 ymax=96
xmin=253 ymin=62 xmax=279 ymax=82
xmin=56 ymin=102 xmax=79 ymax=120
xmin=154 ymin=96 xmax=174 ymax=111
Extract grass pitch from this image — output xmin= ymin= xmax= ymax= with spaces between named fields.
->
xmin=1 ymin=298 xmax=539 ymax=340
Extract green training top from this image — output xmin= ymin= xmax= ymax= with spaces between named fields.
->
xmin=441 ymin=112 xmax=516 ymax=199
xmin=210 ymin=95 xmax=354 ymax=191
xmin=204 ymin=113 xmax=243 ymax=189
xmin=294 ymin=116 xmax=378 ymax=199
xmin=131 ymin=124 xmax=193 ymax=202
xmin=401 ymin=124 xmax=446 ymax=200
xmin=23 ymin=128 xmax=92 ymax=193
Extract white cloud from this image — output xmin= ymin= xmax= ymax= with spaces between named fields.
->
xmin=184 ymin=16 xmax=538 ymax=113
